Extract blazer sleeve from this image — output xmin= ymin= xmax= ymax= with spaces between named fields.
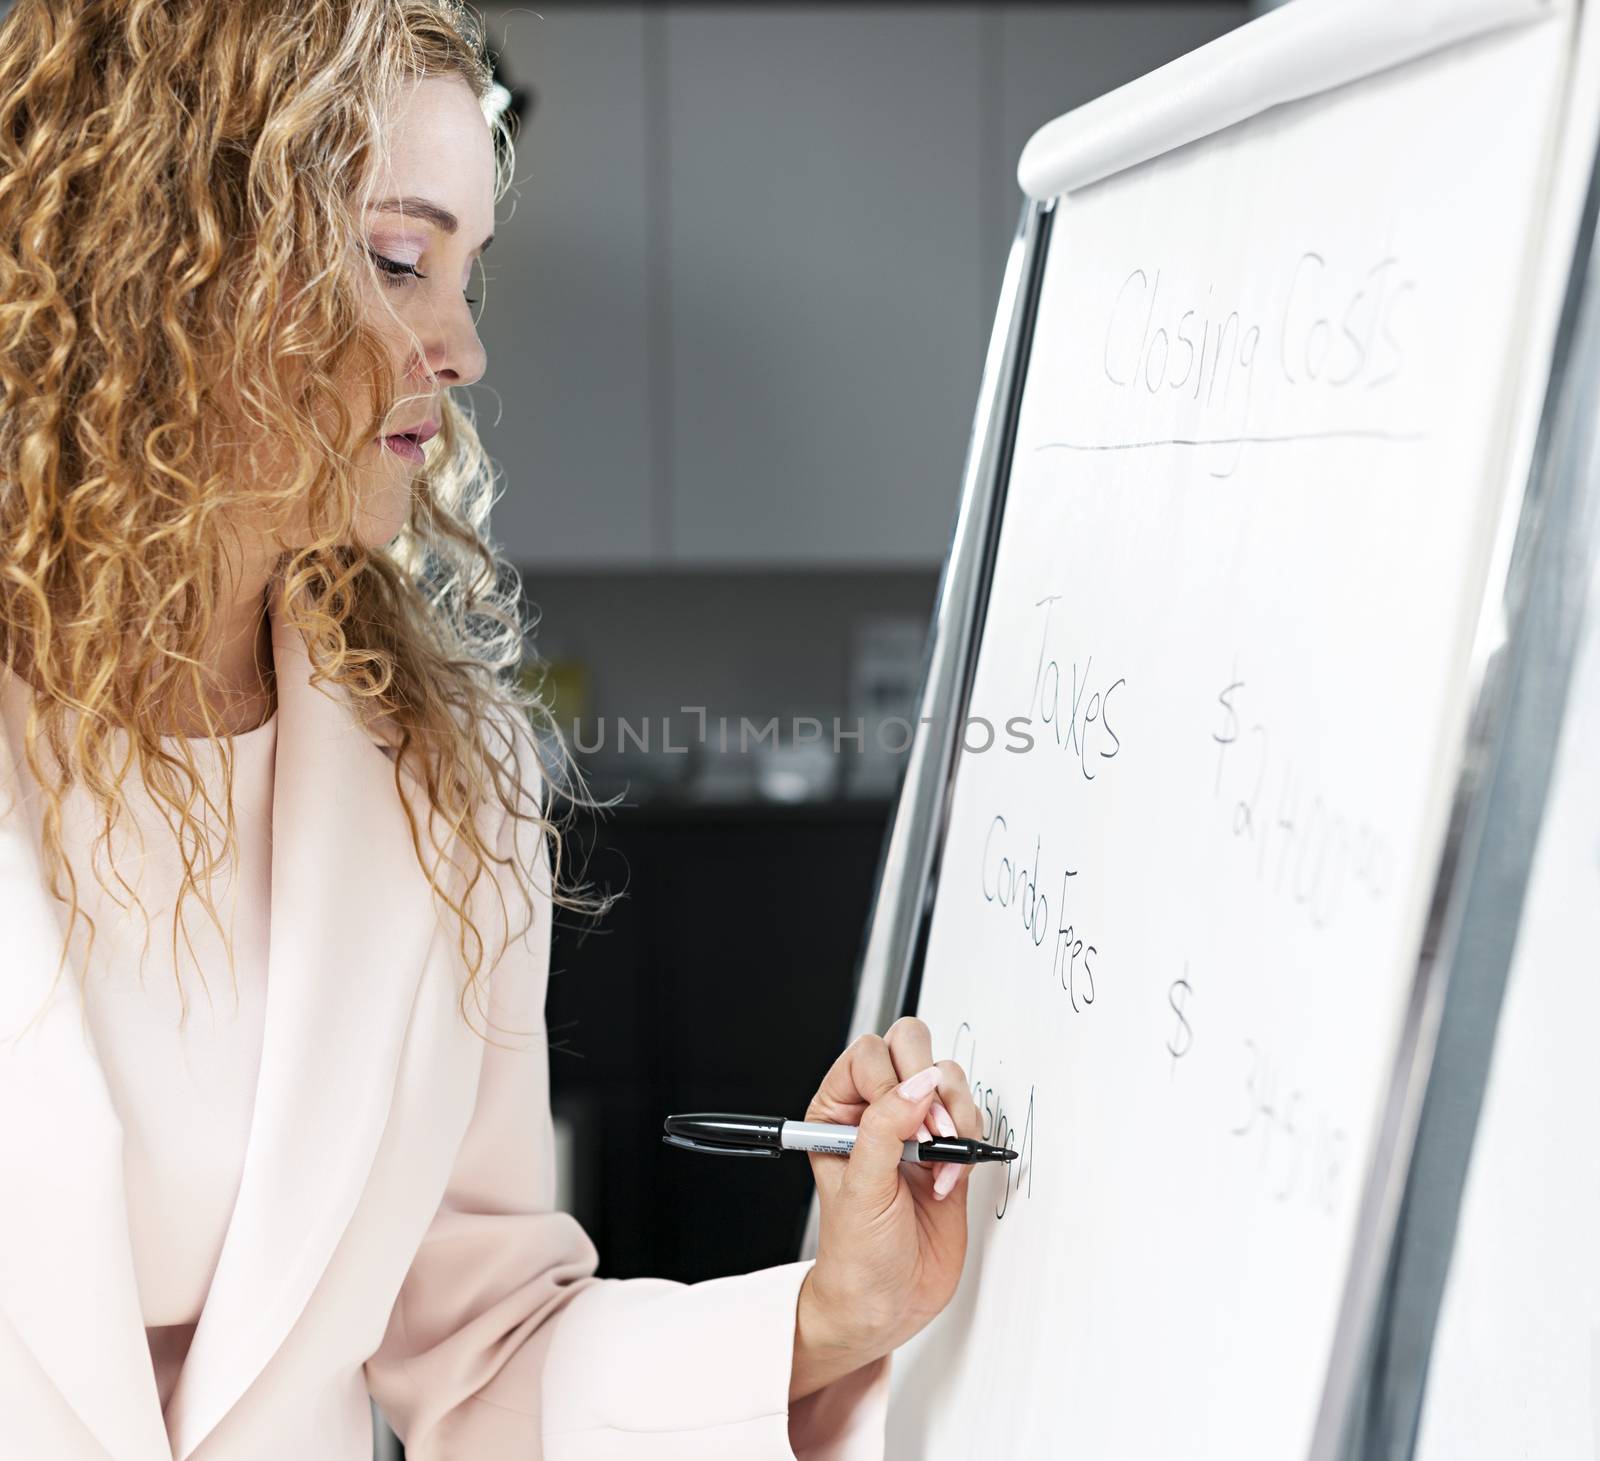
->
xmin=363 ymin=723 xmax=892 ymax=1460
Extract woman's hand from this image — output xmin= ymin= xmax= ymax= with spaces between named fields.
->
xmin=789 ymin=1016 xmax=979 ymax=1401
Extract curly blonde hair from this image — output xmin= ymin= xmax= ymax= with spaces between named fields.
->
xmin=0 ymin=0 xmax=615 ymax=1035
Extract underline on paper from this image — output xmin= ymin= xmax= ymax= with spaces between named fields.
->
xmin=1033 ymin=429 xmax=1426 ymax=454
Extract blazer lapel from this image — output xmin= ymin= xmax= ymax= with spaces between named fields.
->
xmin=162 ymin=577 xmax=454 ymax=1460
xmin=0 ymin=687 xmax=173 ymax=1461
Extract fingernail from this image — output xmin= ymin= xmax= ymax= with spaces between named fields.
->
xmin=917 ymin=1122 xmax=932 ymax=1143
xmin=934 ymin=1162 xmax=960 ymax=1199
xmin=929 ymin=1099 xmax=958 ymax=1139
xmin=896 ymin=1065 xmax=941 ymax=1101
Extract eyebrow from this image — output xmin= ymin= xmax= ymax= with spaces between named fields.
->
xmin=369 ymin=195 xmax=494 ymax=254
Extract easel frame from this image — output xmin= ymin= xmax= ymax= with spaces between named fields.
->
xmin=800 ymin=10 xmax=1600 ymax=1458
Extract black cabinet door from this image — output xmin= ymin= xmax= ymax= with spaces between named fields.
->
xmin=546 ymin=801 xmax=890 ymax=1283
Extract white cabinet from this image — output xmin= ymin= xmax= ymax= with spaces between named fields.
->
xmin=477 ymin=8 xmax=657 ymax=565
xmin=660 ymin=6 xmax=986 ymax=565
xmin=480 ymin=3 xmax=1246 ymax=569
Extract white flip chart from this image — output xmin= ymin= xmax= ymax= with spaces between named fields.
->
xmin=876 ymin=4 xmax=1585 ymax=1457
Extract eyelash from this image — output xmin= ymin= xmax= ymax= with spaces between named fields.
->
xmin=367 ymin=247 xmax=479 ymax=307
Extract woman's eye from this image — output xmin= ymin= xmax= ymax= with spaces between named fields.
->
xmin=369 ymin=246 xmax=479 ymax=308
xmin=367 ymin=246 xmax=423 ymax=285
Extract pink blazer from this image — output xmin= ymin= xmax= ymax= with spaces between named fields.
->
xmin=0 ymin=584 xmax=891 ymax=1460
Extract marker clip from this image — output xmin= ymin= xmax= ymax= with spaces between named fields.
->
xmin=660 ymin=1132 xmax=781 ymax=1159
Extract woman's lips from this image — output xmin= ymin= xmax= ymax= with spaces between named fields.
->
xmin=381 ymin=433 xmax=425 ymax=463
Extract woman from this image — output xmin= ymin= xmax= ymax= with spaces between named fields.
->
xmin=0 ymin=2 xmax=980 ymax=1457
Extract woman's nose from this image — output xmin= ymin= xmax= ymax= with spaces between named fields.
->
xmin=416 ymin=305 xmax=487 ymax=388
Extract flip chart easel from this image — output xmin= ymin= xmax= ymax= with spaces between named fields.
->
xmin=800 ymin=1 xmax=1600 ymax=1456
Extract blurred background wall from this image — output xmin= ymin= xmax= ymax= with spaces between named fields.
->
xmin=466 ymin=0 xmax=1243 ymax=1257
xmin=362 ymin=2 xmax=1257 ymax=1452
xmin=481 ymin=0 xmax=1250 ymax=1288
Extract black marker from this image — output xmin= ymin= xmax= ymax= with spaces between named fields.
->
xmin=662 ymin=1113 xmax=1018 ymax=1164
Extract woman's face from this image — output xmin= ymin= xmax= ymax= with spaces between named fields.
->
xmin=346 ymin=73 xmax=495 ymax=546
xmin=250 ymin=73 xmax=494 ymax=559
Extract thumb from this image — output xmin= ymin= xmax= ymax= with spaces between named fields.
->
xmin=845 ymin=1064 xmax=942 ymax=1209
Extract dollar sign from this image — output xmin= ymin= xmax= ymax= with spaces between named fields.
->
xmin=1213 ymin=667 xmax=1242 ymax=796
xmin=1167 ymin=973 xmax=1194 ymax=1074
